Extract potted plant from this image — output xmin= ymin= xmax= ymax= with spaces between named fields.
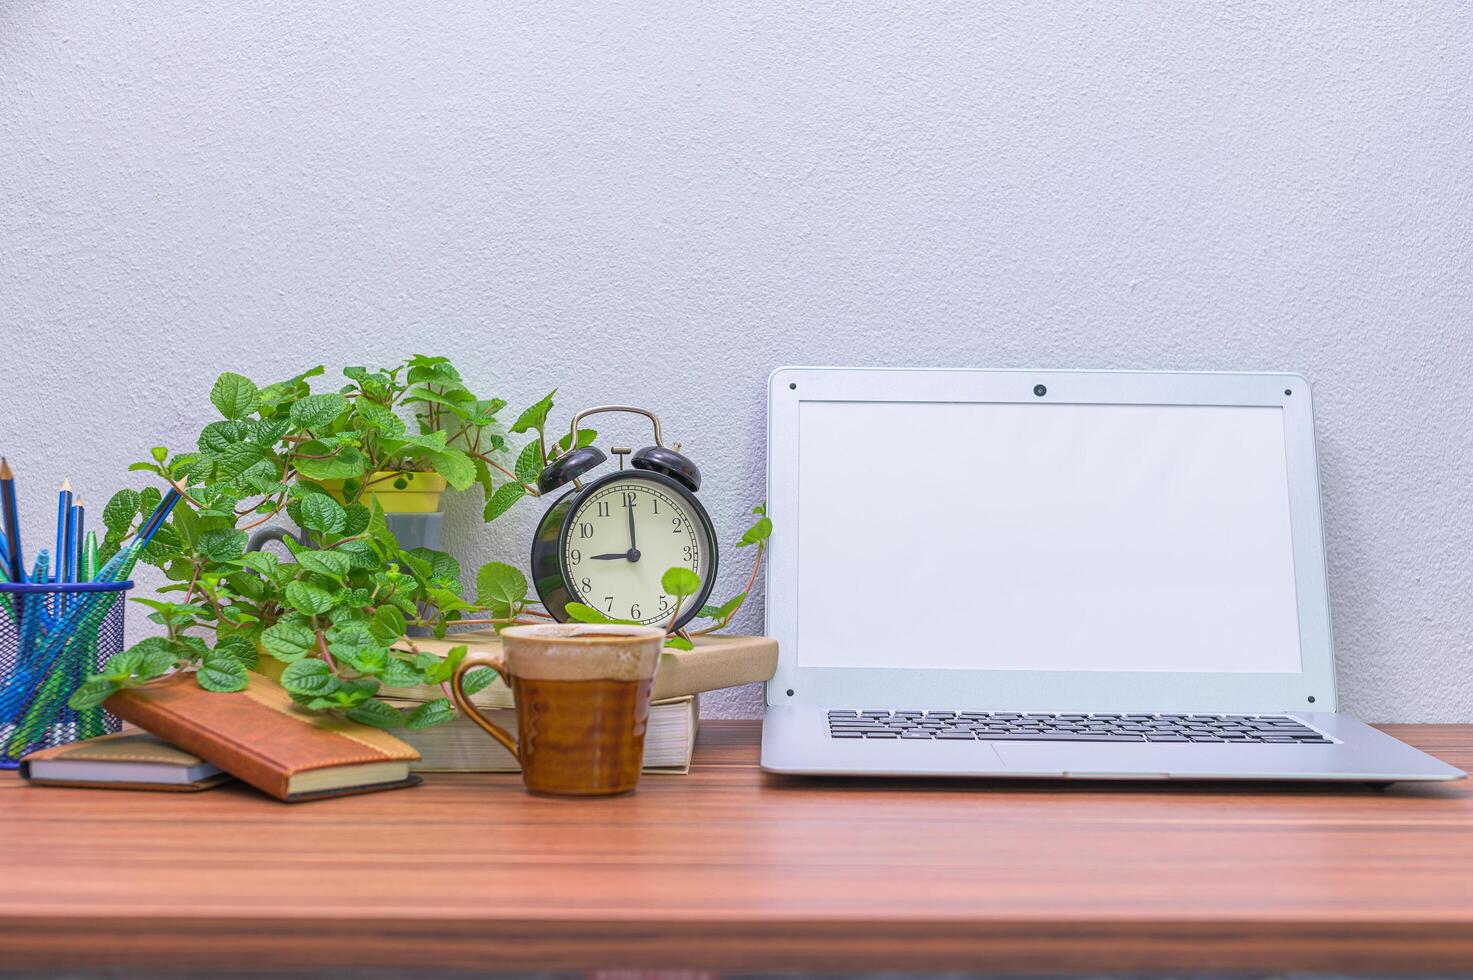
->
xmin=68 ymin=358 xmax=768 ymax=732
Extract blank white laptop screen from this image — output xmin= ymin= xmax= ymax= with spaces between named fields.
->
xmin=796 ymin=400 xmax=1303 ymax=673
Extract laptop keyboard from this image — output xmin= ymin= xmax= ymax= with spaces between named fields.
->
xmin=827 ymin=710 xmax=1333 ymax=744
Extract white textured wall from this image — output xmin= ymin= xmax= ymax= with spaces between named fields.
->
xmin=3 ymin=3 xmax=1470 ymax=721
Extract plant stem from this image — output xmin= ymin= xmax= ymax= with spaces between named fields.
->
xmin=316 ymin=629 xmax=339 ymax=675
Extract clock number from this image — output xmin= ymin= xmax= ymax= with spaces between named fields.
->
xmin=579 ymin=522 xmax=593 ymax=538
xmin=597 ymin=501 xmax=610 ymax=518
xmin=672 ymin=517 xmax=682 ymax=533
xmin=569 ymin=549 xmax=581 ymax=565
xmin=630 ymin=603 xmax=641 ymax=619
xmin=581 ymin=577 xmax=592 ymax=593
xmin=658 ymin=595 xmax=672 ymax=613
xmin=683 ymin=545 xmax=695 ymax=562
xmin=604 ymin=596 xmax=615 ymax=613
xmin=623 ymin=492 xmax=636 ymax=508
xmin=651 ymin=498 xmax=660 ymax=514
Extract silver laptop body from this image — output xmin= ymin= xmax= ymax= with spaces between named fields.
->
xmin=760 ymin=367 xmax=1462 ymax=783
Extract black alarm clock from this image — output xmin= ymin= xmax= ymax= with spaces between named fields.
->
xmin=530 ymin=406 xmax=718 ymax=630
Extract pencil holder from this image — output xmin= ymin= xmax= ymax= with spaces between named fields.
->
xmin=0 ymin=580 xmax=131 ymax=768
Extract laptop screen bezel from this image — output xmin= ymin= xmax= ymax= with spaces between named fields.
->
xmin=763 ymin=367 xmax=1336 ymax=714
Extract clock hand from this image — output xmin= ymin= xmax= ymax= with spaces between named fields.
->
xmin=590 ymin=553 xmax=632 ymax=560
xmin=626 ymin=499 xmax=638 ymax=554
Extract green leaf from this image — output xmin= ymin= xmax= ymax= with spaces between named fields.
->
xmin=209 ymin=442 xmax=266 ymax=481
xmin=345 ymin=697 xmax=405 ymax=729
xmin=739 ymin=515 xmax=773 ymax=548
xmin=461 ymin=666 xmax=498 ymax=695
xmin=213 ymin=634 xmax=260 ymax=671
xmin=554 ymin=428 xmax=598 ymax=453
xmin=68 ymin=677 xmax=121 ymax=710
xmin=289 ymin=393 xmax=350 ymax=431
xmin=292 ymin=446 xmax=369 ymax=482
xmin=421 ymin=645 xmax=468 ymax=684
xmin=482 ymin=481 xmax=526 ymax=522
xmin=425 ymin=448 xmax=476 ymax=491
xmin=664 ymin=634 xmax=694 ymax=651
xmin=382 ymin=655 xmax=423 ymax=688
xmin=235 ymin=551 xmax=280 ymax=578
xmin=366 ymin=498 xmax=396 ymax=549
xmin=298 ymin=493 xmax=347 ymax=534
xmin=661 ymin=566 xmax=702 ymax=598
xmin=296 ymin=550 xmax=351 ymax=581
xmin=407 ymin=548 xmax=460 ymax=584
xmin=198 ymin=528 xmax=248 ymax=563
xmin=199 ymin=419 xmax=252 ymax=453
xmin=123 ymin=636 xmax=186 ymax=678
xmin=335 ymin=643 xmax=387 ymax=674
xmin=210 ymin=372 xmax=260 ymax=420
xmin=510 ymin=390 xmax=556 ymax=435
xmin=285 ymin=581 xmax=337 ymax=616
xmin=167 ymin=496 xmax=198 ymax=544
xmin=281 ymin=658 xmax=338 ymax=697
xmin=514 ymin=440 xmax=545 ymax=483
xmin=370 ymin=605 xmax=408 ymax=644
xmin=356 ymin=400 xmax=406 ymax=437
xmin=197 ymin=652 xmax=249 ymax=692
xmin=711 ymin=591 xmax=748 ymax=622
xmin=404 ymin=698 xmax=456 ymax=730
xmin=475 ymin=561 xmax=527 ymax=613
xmin=102 ymin=489 xmax=140 ymax=534
xmin=564 ymin=601 xmax=635 ymax=625
xmin=342 ymin=503 xmax=371 ymax=537
xmin=261 ymin=621 xmax=316 ymax=663
xmin=151 ymin=446 xmax=169 ymax=463
xmin=424 ymin=587 xmax=471 ymax=615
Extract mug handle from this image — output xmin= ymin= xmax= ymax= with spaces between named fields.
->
xmin=449 ymin=651 xmax=520 ymax=762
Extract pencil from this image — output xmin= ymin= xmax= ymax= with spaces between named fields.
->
xmin=135 ymin=485 xmax=183 ymax=549
xmin=0 ymin=532 xmax=10 ymax=620
xmin=71 ymin=499 xmax=85 ymax=583
xmin=81 ymin=530 xmax=99 ymax=583
xmin=55 ymin=479 xmax=72 ymax=585
xmin=0 ymin=459 xmax=23 ymax=586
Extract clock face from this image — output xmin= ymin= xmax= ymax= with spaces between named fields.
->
xmin=562 ymin=475 xmax=712 ymax=626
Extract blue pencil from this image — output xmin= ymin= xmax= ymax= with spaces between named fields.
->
xmin=0 ymin=459 xmax=22 ymax=586
xmin=72 ymin=499 xmax=85 ymax=583
xmin=0 ymin=459 xmax=23 ymax=628
xmin=0 ymin=531 xmax=10 ymax=620
xmin=54 ymin=479 xmax=72 ymax=585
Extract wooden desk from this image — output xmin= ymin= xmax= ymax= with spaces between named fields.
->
xmin=3 ymin=722 xmax=1472 ymax=974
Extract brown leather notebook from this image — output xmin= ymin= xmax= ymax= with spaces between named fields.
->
xmin=20 ymin=730 xmax=234 ymax=792
xmin=103 ymin=673 xmax=422 ymax=802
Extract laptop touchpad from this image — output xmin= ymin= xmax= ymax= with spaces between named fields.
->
xmin=992 ymin=743 xmax=1170 ymax=778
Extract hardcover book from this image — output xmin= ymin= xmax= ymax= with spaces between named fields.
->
xmin=386 ymin=631 xmax=777 ymax=709
xmin=384 ymin=694 xmax=699 ymax=773
xmin=103 ymin=673 xmax=422 ymax=802
xmin=20 ymin=730 xmax=232 ymax=792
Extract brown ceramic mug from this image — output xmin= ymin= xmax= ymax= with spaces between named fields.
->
xmin=448 ymin=623 xmax=664 ymax=797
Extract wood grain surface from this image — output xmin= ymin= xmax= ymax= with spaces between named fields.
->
xmin=3 ymin=722 xmax=1472 ymax=973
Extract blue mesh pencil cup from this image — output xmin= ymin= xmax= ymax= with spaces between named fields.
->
xmin=0 ymin=579 xmax=131 ymax=768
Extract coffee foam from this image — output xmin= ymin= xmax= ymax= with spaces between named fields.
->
xmin=500 ymin=624 xmax=664 ymax=682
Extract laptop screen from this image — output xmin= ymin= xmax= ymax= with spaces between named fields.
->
xmin=795 ymin=400 xmax=1303 ymax=673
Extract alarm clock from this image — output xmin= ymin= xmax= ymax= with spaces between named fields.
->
xmin=530 ymin=406 xmax=718 ymax=630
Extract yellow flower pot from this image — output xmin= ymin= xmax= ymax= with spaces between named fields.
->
xmin=322 ymin=471 xmax=447 ymax=514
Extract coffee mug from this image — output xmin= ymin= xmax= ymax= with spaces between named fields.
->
xmin=448 ymin=623 xmax=664 ymax=796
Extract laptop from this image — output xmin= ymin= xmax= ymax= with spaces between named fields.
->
xmin=760 ymin=367 xmax=1463 ymax=783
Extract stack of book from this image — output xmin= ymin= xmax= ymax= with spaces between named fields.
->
xmin=22 ymin=633 xmax=776 ymax=796
xmin=381 ymin=632 xmax=776 ymax=773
